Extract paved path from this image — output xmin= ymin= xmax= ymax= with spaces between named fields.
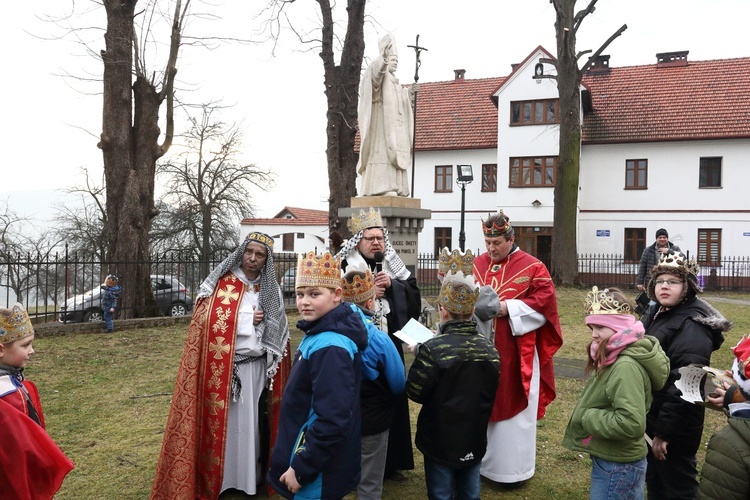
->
xmin=554 ymin=356 xmax=586 ymax=379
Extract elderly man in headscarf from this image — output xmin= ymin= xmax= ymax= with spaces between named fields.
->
xmin=337 ymin=207 xmax=421 ymax=480
xmin=152 ymin=232 xmax=291 ymax=500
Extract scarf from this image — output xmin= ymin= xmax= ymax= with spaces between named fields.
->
xmin=586 ymin=314 xmax=645 ymax=368
xmin=336 ymin=227 xmax=411 ymax=280
xmin=197 ymin=233 xmax=290 ymax=382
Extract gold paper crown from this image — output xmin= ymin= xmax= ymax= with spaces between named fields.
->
xmin=438 ymin=247 xmax=475 ymax=280
xmin=341 ymin=264 xmax=376 ymax=305
xmin=584 ymin=286 xmax=632 ymax=315
xmin=439 ymin=271 xmax=479 ymax=316
xmin=349 ymin=207 xmax=383 ymax=234
xmin=481 ymin=210 xmax=513 ymax=237
xmin=0 ymin=303 xmax=34 ymax=344
xmin=653 ymin=250 xmax=700 ymax=278
xmin=247 ymin=232 xmax=274 ymax=252
xmin=296 ymin=252 xmax=341 ymax=289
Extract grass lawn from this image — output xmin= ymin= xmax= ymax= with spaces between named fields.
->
xmin=31 ymin=286 xmax=748 ymax=499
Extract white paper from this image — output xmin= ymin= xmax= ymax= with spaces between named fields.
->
xmin=675 ymin=364 xmax=735 ymax=406
xmin=394 ymin=318 xmax=434 ymax=345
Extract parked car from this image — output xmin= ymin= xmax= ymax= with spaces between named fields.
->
xmin=280 ymin=267 xmax=296 ymax=297
xmin=58 ymin=274 xmax=194 ymax=323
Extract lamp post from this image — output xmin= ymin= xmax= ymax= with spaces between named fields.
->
xmin=457 ymin=165 xmax=474 ymax=251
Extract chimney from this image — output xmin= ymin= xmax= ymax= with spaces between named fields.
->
xmin=656 ymin=51 xmax=689 ymax=67
xmin=454 ymin=69 xmax=466 ymax=80
xmin=588 ymin=54 xmax=611 ymax=74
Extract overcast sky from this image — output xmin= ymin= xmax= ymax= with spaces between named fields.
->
xmin=3 ymin=0 xmax=749 ymax=225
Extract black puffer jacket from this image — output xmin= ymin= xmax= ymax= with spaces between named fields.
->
xmin=406 ymin=320 xmax=500 ymax=468
xmin=641 ymin=296 xmax=730 ymax=454
xmin=636 ymin=241 xmax=681 ymax=286
xmin=698 ymin=416 xmax=750 ymax=500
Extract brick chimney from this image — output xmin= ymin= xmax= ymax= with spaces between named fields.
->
xmin=656 ymin=51 xmax=689 ymax=67
xmin=454 ymin=69 xmax=466 ymax=80
xmin=588 ymin=54 xmax=611 ymax=74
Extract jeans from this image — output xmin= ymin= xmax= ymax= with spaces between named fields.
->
xmin=357 ymin=430 xmax=389 ymax=500
xmin=590 ymin=455 xmax=646 ymax=500
xmin=103 ymin=308 xmax=114 ymax=332
xmin=424 ymin=457 xmax=481 ymax=500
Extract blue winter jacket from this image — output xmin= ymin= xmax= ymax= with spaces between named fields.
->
xmin=268 ymin=302 xmax=368 ymax=500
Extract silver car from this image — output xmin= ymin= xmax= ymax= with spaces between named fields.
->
xmin=58 ymin=274 xmax=194 ymax=323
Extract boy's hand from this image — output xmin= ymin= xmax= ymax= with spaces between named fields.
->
xmin=109 ymin=308 xmax=115 ymax=313
xmin=280 ymin=467 xmax=301 ymax=493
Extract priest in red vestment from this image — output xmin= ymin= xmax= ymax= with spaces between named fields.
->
xmin=473 ymin=211 xmax=563 ymax=486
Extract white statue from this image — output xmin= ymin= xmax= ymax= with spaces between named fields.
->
xmin=358 ymin=33 xmax=417 ymax=197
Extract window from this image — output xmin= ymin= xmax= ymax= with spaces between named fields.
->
xmin=698 ymin=228 xmax=721 ymax=263
xmin=624 ymin=228 xmax=646 ymax=262
xmin=481 ymin=164 xmax=497 ymax=192
xmin=510 ymin=99 xmax=559 ymax=126
xmin=625 ymin=159 xmax=648 ymax=189
xmin=435 ymin=165 xmax=453 ymax=192
xmin=509 ymin=156 xmax=556 ymax=187
xmin=296 ymin=233 xmax=304 ymax=239
xmin=282 ymin=233 xmax=294 ymax=252
xmin=434 ymin=227 xmax=452 ymax=258
xmin=699 ymin=157 xmax=722 ymax=188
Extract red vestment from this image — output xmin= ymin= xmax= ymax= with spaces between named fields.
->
xmin=0 ymin=382 xmax=74 ymax=500
xmin=151 ymin=274 xmax=290 ymax=499
xmin=474 ymin=250 xmax=563 ymax=421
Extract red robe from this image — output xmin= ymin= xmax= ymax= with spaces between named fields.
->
xmin=151 ymin=274 xmax=290 ymax=499
xmin=474 ymin=250 xmax=563 ymax=421
xmin=0 ymin=381 xmax=74 ymax=500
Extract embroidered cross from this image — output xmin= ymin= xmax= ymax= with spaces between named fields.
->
xmin=209 ymin=336 xmax=231 ymax=359
xmin=205 ymin=393 xmax=225 ymax=416
xmin=217 ymin=285 xmax=239 ymax=305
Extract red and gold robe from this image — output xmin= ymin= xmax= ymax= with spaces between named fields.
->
xmin=151 ymin=273 xmax=290 ymax=499
xmin=474 ymin=250 xmax=563 ymax=421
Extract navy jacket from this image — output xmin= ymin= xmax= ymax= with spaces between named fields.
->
xmin=268 ymin=302 xmax=368 ymax=500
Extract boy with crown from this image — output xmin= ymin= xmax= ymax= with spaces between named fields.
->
xmin=473 ymin=209 xmax=563 ymax=486
xmin=0 ymin=303 xmax=74 ymax=498
xmin=341 ymin=263 xmax=406 ymax=500
xmin=152 ymin=232 xmax=291 ymax=499
xmin=268 ymin=252 xmax=369 ymax=499
xmin=407 ymin=253 xmax=500 ymax=499
xmin=337 ymin=206 xmax=420 ymax=479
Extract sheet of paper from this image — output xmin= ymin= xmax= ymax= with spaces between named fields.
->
xmin=393 ymin=318 xmax=434 ymax=345
xmin=675 ymin=364 xmax=736 ymax=408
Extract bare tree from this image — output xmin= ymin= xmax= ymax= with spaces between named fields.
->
xmin=98 ymin=0 xmax=189 ymax=318
xmin=155 ymin=103 xmax=273 ymax=277
xmin=258 ymin=0 xmax=367 ymax=236
xmin=545 ymin=0 xmax=626 ymax=284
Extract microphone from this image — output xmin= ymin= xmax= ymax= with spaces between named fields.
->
xmin=374 ymin=251 xmax=384 ymax=274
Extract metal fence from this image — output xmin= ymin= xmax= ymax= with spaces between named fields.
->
xmin=3 ymin=250 xmax=749 ymax=324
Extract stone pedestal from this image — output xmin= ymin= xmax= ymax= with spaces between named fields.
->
xmin=339 ymin=197 xmax=431 ymax=275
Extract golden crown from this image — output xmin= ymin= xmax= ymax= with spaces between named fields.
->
xmin=584 ymin=286 xmax=632 ymax=315
xmin=0 ymin=303 xmax=34 ymax=344
xmin=653 ymin=250 xmax=700 ymax=278
xmin=247 ymin=232 xmax=274 ymax=252
xmin=438 ymin=247 xmax=475 ymax=280
xmin=349 ymin=207 xmax=383 ymax=234
xmin=296 ymin=252 xmax=341 ymax=290
xmin=481 ymin=210 xmax=512 ymax=237
xmin=341 ymin=264 xmax=376 ymax=305
xmin=438 ymin=271 xmax=479 ymax=316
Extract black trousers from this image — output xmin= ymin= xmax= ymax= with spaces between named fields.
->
xmin=646 ymin=450 xmax=699 ymax=500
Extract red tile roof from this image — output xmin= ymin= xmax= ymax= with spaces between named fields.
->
xmin=413 ymin=76 xmax=505 ymax=151
xmin=581 ymin=57 xmax=750 ymax=143
xmin=241 ymin=207 xmax=328 ymax=226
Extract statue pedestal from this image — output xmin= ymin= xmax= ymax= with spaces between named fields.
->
xmin=340 ymin=197 xmax=432 ymax=275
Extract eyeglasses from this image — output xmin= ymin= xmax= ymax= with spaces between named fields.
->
xmin=654 ymin=279 xmax=683 ymax=287
xmin=361 ymin=236 xmax=385 ymax=243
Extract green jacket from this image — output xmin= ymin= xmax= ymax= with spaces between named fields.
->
xmin=698 ymin=415 xmax=750 ymax=500
xmin=563 ymin=335 xmax=670 ymax=462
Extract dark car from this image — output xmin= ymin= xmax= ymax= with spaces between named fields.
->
xmin=280 ymin=267 xmax=296 ymax=297
xmin=58 ymin=274 xmax=194 ymax=323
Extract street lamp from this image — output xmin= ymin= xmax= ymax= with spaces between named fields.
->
xmin=457 ymin=164 xmax=474 ymax=251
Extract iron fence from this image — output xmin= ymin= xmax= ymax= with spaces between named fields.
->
xmin=2 ymin=250 xmax=748 ymax=324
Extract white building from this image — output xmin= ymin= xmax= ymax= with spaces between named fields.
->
xmin=240 ymin=206 xmax=329 ymax=254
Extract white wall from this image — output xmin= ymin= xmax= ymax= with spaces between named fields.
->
xmin=239 ymin=224 xmax=329 ymax=254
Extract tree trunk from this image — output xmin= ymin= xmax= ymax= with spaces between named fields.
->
xmin=551 ymin=1 xmax=582 ymax=286
xmin=318 ymin=0 xmax=366 ymax=236
xmin=100 ymin=0 xmax=162 ymax=317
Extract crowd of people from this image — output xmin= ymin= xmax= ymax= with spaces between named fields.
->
xmin=4 ymin=211 xmax=749 ymax=500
